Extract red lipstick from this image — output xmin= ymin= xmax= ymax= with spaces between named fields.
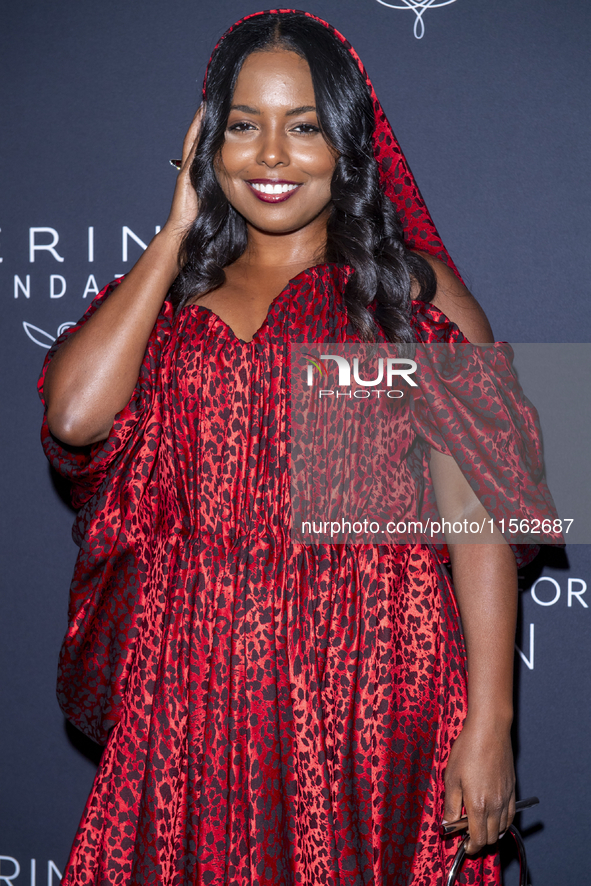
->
xmin=246 ymin=179 xmax=302 ymax=203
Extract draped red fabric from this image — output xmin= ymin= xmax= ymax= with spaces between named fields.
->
xmin=37 ymin=11 xmax=553 ymax=886
xmin=206 ymin=9 xmax=463 ymax=279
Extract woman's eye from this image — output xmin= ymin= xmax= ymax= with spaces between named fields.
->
xmin=292 ymin=123 xmax=320 ymax=134
xmin=228 ymin=121 xmax=256 ymax=132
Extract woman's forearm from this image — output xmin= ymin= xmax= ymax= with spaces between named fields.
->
xmin=429 ymin=448 xmax=518 ymax=851
xmin=449 ymin=541 xmax=517 ymax=728
xmin=43 ymin=228 xmax=181 ymax=447
xmin=442 ymin=540 xmax=518 ymax=853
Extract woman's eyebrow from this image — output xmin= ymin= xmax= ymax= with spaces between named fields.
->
xmin=231 ymin=104 xmax=260 ymax=114
xmin=285 ymin=105 xmax=316 ymax=116
xmin=229 ymin=104 xmax=317 ymax=116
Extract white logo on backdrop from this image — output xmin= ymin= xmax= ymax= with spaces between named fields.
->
xmin=513 ymin=576 xmax=588 ymax=671
xmin=375 ymin=0 xmax=459 ymax=39
xmin=11 ymin=224 xmax=161 ymax=349
xmin=23 ymin=321 xmax=76 ymax=349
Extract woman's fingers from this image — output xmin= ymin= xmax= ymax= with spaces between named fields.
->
xmin=181 ymin=103 xmax=205 ymax=168
xmin=443 ymin=721 xmax=515 ymax=855
xmin=442 ymin=781 xmax=463 ymax=832
xmin=464 ymin=802 xmax=488 ymax=855
xmin=162 ymin=104 xmax=205 ymax=241
xmin=462 ymin=788 xmax=515 ymax=854
xmin=499 ymin=792 xmax=516 ymax=838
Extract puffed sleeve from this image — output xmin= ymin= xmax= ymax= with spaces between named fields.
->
xmin=38 ymin=279 xmax=174 ymax=744
xmin=38 ymin=278 xmax=173 ymax=508
xmin=409 ymin=301 xmax=561 ymax=567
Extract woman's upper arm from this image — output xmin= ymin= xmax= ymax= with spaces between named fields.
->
xmin=412 ymin=250 xmax=494 ymax=344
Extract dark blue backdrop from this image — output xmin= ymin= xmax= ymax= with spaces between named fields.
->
xmin=1 ymin=1 xmax=590 ymax=884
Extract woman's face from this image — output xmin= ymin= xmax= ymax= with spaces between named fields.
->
xmin=215 ymin=49 xmax=337 ymax=235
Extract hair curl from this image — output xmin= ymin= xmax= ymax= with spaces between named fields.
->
xmin=170 ymin=12 xmax=436 ymax=342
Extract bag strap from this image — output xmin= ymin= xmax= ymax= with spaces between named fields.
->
xmin=446 ymin=825 xmax=529 ymax=886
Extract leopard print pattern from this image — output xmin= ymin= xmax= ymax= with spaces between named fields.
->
xmin=40 ymin=269 xmax=513 ymax=884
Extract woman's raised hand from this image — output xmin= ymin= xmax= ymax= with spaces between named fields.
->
xmin=163 ymin=104 xmax=205 ymax=243
xmin=43 ymin=104 xmax=207 ymax=447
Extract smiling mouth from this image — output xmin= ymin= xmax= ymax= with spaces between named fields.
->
xmin=247 ymin=180 xmax=302 ymax=203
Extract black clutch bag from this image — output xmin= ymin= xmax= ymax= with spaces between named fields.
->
xmin=442 ymin=797 xmax=539 ymax=886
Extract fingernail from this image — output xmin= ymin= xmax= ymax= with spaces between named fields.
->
xmin=441 ymin=820 xmax=449 ymax=825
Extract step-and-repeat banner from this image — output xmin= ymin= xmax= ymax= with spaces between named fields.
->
xmin=1 ymin=1 xmax=589 ymax=884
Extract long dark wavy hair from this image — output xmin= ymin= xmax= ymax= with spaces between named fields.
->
xmin=170 ymin=12 xmax=436 ymax=342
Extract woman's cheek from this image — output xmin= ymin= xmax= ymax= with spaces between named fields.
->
xmin=220 ymin=140 xmax=255 ymax=174
xmin=295 ymin=146 xmax=337 ymax=178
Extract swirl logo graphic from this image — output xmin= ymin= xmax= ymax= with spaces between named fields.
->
xmin=375 ymin=0 xmax=459 ymax=39
xmin=23 ymin=320 xmax=76 ymax=348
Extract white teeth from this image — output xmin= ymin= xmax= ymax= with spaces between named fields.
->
xmin=250 ymin=182 xmax=298 ymax=194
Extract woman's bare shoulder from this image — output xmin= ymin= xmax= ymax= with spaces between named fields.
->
xmin=411 ymin=250 xmax=494 ymax=344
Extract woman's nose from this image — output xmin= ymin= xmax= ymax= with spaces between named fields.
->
xmin=257 ymin=128 xmax=289 ymax=167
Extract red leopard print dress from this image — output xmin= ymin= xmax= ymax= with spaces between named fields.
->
xmin=40 ymin=266 xmax=553 ymax=885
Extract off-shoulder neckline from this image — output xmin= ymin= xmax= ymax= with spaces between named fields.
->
xmin=180 ymin=262 xmax=462 ymax=344
xmin=181 ymin=264 xmax=347 ymax=344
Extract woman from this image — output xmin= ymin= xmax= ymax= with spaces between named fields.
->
xmin=40 ymin=11 xmax=543 ymax=885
